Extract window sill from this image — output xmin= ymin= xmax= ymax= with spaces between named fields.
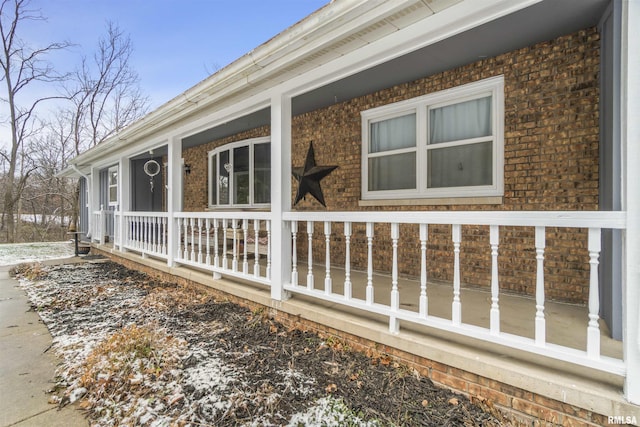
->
xmin=358 ymin=196 xmax=503 ymax=207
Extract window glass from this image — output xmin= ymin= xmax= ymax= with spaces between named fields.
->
xmin=254 ymin=143 xmax=271 ymax=204
xmin=218 ymin=150 xmax=230 ymax=205
xmin=208 ymin=138 xmax=270 ymax=207
xmin=429 ymin=96 xmax=491 ymax=144
xmin=108 ymin=167 xmax=118 ymax=205
xmin=368 ymin=152 xmax=416 ymax=191
xmin=361 ymin=77 xmax=502 ymax=199
xmin=210 ymin=154 xmax=217 ymax=204
xmin=427 ymin=141 xmax=493 ymax=188
xmin=233 ymin=146 xmax=250 ymax=205
xmin=370 ymin=114 xmax=416 ymax=153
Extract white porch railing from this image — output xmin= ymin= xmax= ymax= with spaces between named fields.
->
xmin=174 ymin=212 xmax=272 ymax=286
xmin=282 ymin=211 xmax=627 ymax=376
xmin=120 ymin=212 xmax=169 ymax=259
xmin=104 ymin=209 xmax=627 ymax=377
xmin=92 ymin=209 xmax=115 ymax=244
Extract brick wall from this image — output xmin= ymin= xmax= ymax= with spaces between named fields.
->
xmin=182 ymin=28 xmax=600 ymax=304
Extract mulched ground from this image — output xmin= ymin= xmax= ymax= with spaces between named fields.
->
xmin=15 ymin=260 xmax=508 ymax=426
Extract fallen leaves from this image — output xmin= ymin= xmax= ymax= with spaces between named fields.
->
xmin=325 ymin=383 xmax=337 ymax=393
xmin=17 ymin=261 xmax=506 ymax=427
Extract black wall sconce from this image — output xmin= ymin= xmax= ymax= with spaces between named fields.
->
xmin=184 ymin=164 xmax=191 ymax=175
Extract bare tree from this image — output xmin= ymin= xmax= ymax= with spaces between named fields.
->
xmin=66 ymin=21 xmax=149 ymax=155
xmin=0 ymin=0 xmax=70 ymax=242
xmin=57 ymin=21 xmax=149 ymax=232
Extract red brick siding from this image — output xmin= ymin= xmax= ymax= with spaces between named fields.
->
xmin=182 ymin=28 xmax=600 ymax=304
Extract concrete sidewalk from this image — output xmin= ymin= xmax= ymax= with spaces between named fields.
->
xmin=0 ymin=265 xmax=87 ymax=427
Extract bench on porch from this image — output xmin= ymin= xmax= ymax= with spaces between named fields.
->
xmin=184 ymin=228 xmax=269 ymax=258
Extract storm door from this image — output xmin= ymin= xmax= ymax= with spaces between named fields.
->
xmin=131 ymin=158 xmax=164 ymax=212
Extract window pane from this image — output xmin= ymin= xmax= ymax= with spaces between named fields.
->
xmin=254 ymin=143 xmax=271 ymax=204
xmin=109 ymin=186 xmax=117 ymax=204
xmin=429 ymin=96 xmax=492 ymax=144
xmin=219 ymin=150 xmax=230 ymax=205
xmin=109 ymin=169 xmax=117 ymax=186
xmin=427 ymin=141 xmax=492 ymax=188
xmin=233 ymin=146 xmax=249 ymax=204
xmin=210 ymin=154 xmax=217 ymax=205
xmin=370 ymin=114 xmax=416 ymax=153
xmin=368 ymin=152 xmax=416 ymax=191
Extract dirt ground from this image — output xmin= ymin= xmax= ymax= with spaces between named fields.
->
xmin=15 ymin=260 xmax=508 ymax=426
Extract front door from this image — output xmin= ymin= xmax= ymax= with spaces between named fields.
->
xmin=131 ymin=158 xmax=164 ymax=212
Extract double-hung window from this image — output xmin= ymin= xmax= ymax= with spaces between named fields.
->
xmin=361 ymin=76 xmax=504 ymax=200
xmin=208 ymin=137 xmax=270 ymax=208
xmin=107 ymin=165 xmax=118 ymax=207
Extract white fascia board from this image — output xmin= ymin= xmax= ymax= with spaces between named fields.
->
xmin=68 ymin=0 xmax=427 ymax=164
xmin=70 ymin=0 xmax=541 ymax=167
xmin=280 ymin=0 xmax=542 ymax=98
xmin=81 ymin=0 xmax=388 ymax=145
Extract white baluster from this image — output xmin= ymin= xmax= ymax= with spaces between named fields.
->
xmin=214 ymin=219 xmax=220 ymax=268
xmin=190 ymin=217 xmax=196 ymax=261
xmin=324 ymin=221 xmax=332 ymax=295
xmin=490 ymin=225 xmax=500 ymax=335
xmin=419 ymin=224 xmax=428 ymax=318
xmin=291 ymin=221 xmax=298 ymax=286
xmin=144 ymin=217 xmax=149 ymax=252
xmin=132 ymin=216 xmax=137 ymax=248
xmin=213 ymin=219 xmax=221 ymax=279
xmin=344 ymin=222 xmax=352 ymax=300
xmin=253 ymin=220 xmax=260 ymax=277
xmin=390 ymin=223 xmax=400 ymax=334
xmin=587 ymin=227 xmax=601 ymax=358
xmin=535 ymin=226 xmax=546 ymax=346
xmin=452 ymin=224 xmax=462 ymax=326
xmin=183 ymin=218 xmax=189 ymax=260
xmin=197 ymin=218 xmax=203 ymax=264
xmin=307 ymin=221 xmax=314 ymax=290
xmin=151 ymin=217 xmax=157 ymax=253
xmin=366 ymin=222 xmax=374 ymax=305
xmin=242 ymin=219 xmax=249 ymax=274
xmin=162 ymin=216 xmax=167 ymax=255
xmin=153 ymin=216 xmax=158 ymax=253
xmin=266 ymin=220 xmax=271 ymax=280
xmin=205 ymin=219 xmax=211 ymax=265
xmin=232 ymin=219 xmax=238 ymax=272
xmin=136 ymin=216 xmax=141 ymax=249
xmin=222 ymin=218 xmax=228 ymax=270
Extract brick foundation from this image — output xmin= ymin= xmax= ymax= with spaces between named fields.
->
xmin=95 ymin=247 xmax=619 ymax=426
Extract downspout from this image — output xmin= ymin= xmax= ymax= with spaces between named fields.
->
xmin=71 ymin=164 xmax=92 ymax=238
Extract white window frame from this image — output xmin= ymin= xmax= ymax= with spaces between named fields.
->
xmin=107 ymin=165 xmax=118 ymax=207
xmin=208 ymin=136 xmax=271 ymax=208
xmin=361 ymin=76 xmax=504 ymax=200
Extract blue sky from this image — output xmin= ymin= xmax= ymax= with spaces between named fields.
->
xmin=24 ymin=0 xmax=329 ymax=109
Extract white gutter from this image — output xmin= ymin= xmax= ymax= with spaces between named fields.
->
xmin=65 ymin=0 xmax=413 ymax=167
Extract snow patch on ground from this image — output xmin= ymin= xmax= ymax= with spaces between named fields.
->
xmin=0 ymin=241 xmax=74 ymax=265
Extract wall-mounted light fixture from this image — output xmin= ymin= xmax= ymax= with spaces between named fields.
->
xmin=184 ymin=164 xmax=191 ymax=175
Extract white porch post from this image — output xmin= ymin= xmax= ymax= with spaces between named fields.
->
xmin=622 ymin=0 xmax=640 ymax=405
xmin=117 ymin=156 xmax=130 ymax=251
xmin=270 ymin=93 xmax=292 ymax=301
xmin=167 ymin=137 xmax=182 ymax=268
xmin=89 ymin=167 xmax=100 ymax=242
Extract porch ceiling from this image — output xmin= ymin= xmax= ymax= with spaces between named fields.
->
xmin=292 ymin=0 xmax=609 ymax=116
xmin=182 ymin=0 xmax=608 ymax=149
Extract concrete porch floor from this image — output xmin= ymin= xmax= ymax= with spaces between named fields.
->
xmin=291 ymin=262 xmax=623 ymax=360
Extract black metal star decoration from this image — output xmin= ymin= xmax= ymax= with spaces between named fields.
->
xmin=292 ymin=141 xmax=338 ymax=207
